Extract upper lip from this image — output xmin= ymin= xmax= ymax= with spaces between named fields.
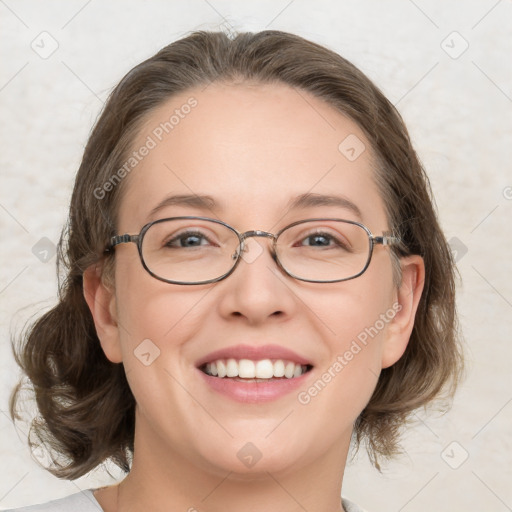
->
xmin=195 ymin=344 xmax=314 ymax=368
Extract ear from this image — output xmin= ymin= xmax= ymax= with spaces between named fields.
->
xmin=381 ymin=255 xmax=425 ymax=369
xmin=83 ymin=263 xmax=123 ymax=363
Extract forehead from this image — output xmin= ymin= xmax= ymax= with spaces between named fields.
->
xmin=118 ymin=81 xmax=387 ymax=231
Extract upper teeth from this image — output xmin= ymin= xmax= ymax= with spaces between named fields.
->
xmin=203 ymin=359 xmax=309 ymax=379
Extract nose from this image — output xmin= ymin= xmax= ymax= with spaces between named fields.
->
xmin=216 ymin=234 xmax=297 ymax=326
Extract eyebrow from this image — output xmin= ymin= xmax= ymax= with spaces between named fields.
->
xmin=148 ymin=192 xmax=362 ymax=221
xmin=148 ymin=194 xmax=218 ymax=219
xmin=286 ymin=193 xmax=363 ymax=220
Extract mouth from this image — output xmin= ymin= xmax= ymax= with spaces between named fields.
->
xmin=199 ymin=358 xmax=314 ymax=381
xmin=195 ymin=345 xmax=315 ymax=403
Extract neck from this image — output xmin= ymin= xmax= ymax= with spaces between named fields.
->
xmin=110 ymin=414 xmax=350 ymax=512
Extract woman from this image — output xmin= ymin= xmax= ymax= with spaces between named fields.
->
xmin=9 ymin=30 xmax=463 ymax=512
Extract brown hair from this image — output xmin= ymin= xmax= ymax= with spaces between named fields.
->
xmin=10 ymin=30 xmax=463 ymax=478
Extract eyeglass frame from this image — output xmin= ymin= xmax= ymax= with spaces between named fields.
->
xmin=105 ymin=216 xmax=401 ymax=285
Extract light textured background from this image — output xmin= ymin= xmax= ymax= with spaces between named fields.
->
xmin=1 ymin=1 xmax=511 ymax=511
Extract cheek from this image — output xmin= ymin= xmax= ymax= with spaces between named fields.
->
xmin=293 ymin=312 xmax=386 ymax=447
xmin=296 ymin=260 xmax=396 ymax=411
xmin=307 ymin=255 xmax=395 ymax=353
xmin=112 ymin=268 xmax=209 ymax=422
xmin=113 ymin=251 xmax=211 ymax=369
xmin=116 ymin=249 xmax=184 ymax=329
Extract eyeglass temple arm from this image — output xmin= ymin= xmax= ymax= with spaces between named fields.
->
xmin=372 ymin=234 xmax=401 ymax=246
xmin=107 ymin=234 xmax=140 ymax=250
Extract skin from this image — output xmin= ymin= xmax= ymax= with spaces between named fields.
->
xmin=84 ymin=82 xmax=424 ymax=512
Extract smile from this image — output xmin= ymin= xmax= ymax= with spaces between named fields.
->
xmin=200 ymin=358 xmax=313 ymax=380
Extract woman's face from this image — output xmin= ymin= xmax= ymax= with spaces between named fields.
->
xmin=92 ymin=82 xmax=422 ymax=478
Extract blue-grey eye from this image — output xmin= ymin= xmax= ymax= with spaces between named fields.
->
xmin=166 ymin=231 xmax=211 ymax=248
xmin=302 ymin=234 xmax=332 ymax=246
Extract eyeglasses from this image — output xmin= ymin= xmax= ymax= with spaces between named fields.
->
xmin=106 ymin=216 xmax=401 ymax=285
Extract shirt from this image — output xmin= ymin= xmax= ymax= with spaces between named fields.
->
xmin=4 ymin=489 xmax=367 ymax=511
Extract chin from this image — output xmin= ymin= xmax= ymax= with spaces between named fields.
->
xmin=197 ymin=439 xmax=309 ymax=479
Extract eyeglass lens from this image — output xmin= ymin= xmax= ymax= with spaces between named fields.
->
xmin=141 ymin=218 xmax=371 ymax=284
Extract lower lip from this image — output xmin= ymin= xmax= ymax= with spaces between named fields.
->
xmin=196 ymin=368 xmax=313 ymax=403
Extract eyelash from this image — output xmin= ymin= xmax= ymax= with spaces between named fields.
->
xmin=164 ymin=230 xmax=217 ymax=248
xmin=164 ymin=229 xmax=350 ymax=251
